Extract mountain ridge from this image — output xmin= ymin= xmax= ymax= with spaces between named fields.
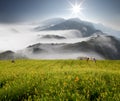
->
xmin=24 ymin=35 xmax=120 ymax=60
xmin=35 ymin=18 xmax=99 ymax=37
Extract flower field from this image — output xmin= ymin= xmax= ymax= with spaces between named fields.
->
xmin=0 ymin=59 xmax=120 ymax=101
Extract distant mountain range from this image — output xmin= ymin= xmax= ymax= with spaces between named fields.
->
xmin=35 ymin=18 xmax=120 ymax=38
xmin=0 ymin=51 xmax=15 ymax=60
xmin=0 ymin=50 xmax=26 ymax=60
xmin=35 ymin=18 xmax=101 ymax=37
xmin=93 ymin=23 xmax=120 ymax=38
xmin=0 ymin=18 xmax=120 ymax=60
xmin=24 ymin=34 xmax=120 ymax=60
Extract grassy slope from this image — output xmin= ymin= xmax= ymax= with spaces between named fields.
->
xmin=0 ymin=60 xmax=120 ymax=101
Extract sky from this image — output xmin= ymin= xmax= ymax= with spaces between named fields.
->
xmin=0 ymin=0 xmax=120 ymax=30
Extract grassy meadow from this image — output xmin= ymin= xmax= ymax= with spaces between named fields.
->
xmin=0 ymin=59 xmax=120 ymax=101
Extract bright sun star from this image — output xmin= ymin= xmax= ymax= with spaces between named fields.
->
xmin=69 ymin=0 xmax=84 ymax=17
xmin=72 ymin=5 xmax=80 ymax=14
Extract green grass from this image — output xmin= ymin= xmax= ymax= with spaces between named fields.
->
xmin=0 ymin=59 xmax=120 ymax=101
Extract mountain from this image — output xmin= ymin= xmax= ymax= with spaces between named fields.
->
xmin=0 ymin=50 xmax=27 ymax=60
xmin=26 ymin=43 xmax=64 ymax=54
xmin=0 ymin=18 xmax=120 ymax=60
xmin=34 ymin=17 xmax=120 ymax=38
xmin=34 ymin=18 xmax=65 ymax=31
xmin=24 ymin=35 xmax=120 ymax=60
xmin=34 ymin=18 xmax=101 ymax=37
xmin=40 ymin=18 xmax=65 ymax=26
xmin=41 ymin=35 xmax=66 ymax=39
xmin=93 ymin=23 xmax=120 ymax=38
xmin=62 ymin=35 xmax=120 ymax=59
xmin=0 ymin=51 xmax=15 ymax=60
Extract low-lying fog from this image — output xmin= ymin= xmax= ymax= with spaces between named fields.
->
xmin=0 ymin=24 xmax=90 ymax=51
xmin=0 ymin=23 xmax=119 ymax=60
xmin=24 ymin=52 xmax=104 ymax=60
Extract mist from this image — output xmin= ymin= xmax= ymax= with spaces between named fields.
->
xmin=0 ymin=24 xmax=89 ymax=51
xmin=23 ymin=50 xmax=104 ymax=60
xmin=0 ymin=24 xmax=36 ymax=51
xmin=0 ymin=20 xmax=120 ymax=60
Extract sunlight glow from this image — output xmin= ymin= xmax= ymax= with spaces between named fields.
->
xmin=68 ymin=0 xmax=85 ymax=17
xmin=72 ymin=3 xmax=82 ymax=15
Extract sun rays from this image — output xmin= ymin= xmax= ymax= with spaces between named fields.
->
xmin=68 ymin=0 xmax=85 ymax=18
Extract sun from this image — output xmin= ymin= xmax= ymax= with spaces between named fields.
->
xmin=72 ymin=4 xmax=82 ymax=15
xmin=68 ymin=0 xmax=84 ymax=17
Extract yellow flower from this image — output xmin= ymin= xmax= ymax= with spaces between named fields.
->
xmin=63 ymin=82 xmax=67 ymax=86
xmin=74 ymin=76 xmax=79 ymax=82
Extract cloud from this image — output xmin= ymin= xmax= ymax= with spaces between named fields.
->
xmin=0 ymin=24 xmax=89 ymax=51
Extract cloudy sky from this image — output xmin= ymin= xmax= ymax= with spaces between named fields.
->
xmin=0 ymin=0 xmax=120 ymax=30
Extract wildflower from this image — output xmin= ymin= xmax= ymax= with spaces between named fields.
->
xmin=74 ymin=76 xmax=79 ymax=82
xmin=63 ymin=82 xmax=67 ymax=86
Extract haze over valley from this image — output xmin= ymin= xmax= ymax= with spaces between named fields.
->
xmin=0 ymin=18 xmax=120 ymax=60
